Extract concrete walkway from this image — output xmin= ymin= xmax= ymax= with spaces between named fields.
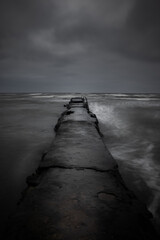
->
xmin=6 ymin=98 xmax=158 ymax=240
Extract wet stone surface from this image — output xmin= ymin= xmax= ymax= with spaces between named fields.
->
xmin=5 ymin=98 xmax=159 ymax=240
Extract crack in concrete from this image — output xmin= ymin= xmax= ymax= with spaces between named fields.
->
xmin=38 ymin=164 xmax=117 ymax=173
xmin=25 ymin=164 xmax=119 ymax=190
xmin=20 ymin=99 xmax=133 ymax=204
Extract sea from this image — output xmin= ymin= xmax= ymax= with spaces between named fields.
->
xmin=0 ymin=93 xmax=160 ymax=234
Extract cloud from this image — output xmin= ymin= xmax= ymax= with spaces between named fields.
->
xmin=122 ymin=0 xmax=160 ymax=61
xmin=0 ymin=0 xmax=160 ymax=92
xmin=1 ymin=0 xmax=159 ymax=62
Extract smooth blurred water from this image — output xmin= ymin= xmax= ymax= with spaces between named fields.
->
xmin=88 ymin=93 xmax=160 ymax=232
xmin=0 ymin=93 xmax=160 ymax=234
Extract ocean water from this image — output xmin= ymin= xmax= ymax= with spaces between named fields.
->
xmin=0 ymin=93 xmax=160 ymax=234
xmin=88 ymin=93 xmax=160 ymax=232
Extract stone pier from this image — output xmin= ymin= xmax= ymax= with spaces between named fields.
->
xmin=6 ymin=97 xmax=158 ymax=240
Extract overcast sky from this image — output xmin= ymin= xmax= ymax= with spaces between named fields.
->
xmin=0 ymin=0 xmax=160 ymax=93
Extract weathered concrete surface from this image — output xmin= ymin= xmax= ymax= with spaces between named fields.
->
xmin=5 ymin=98 xmax=158 ymax=240
xmin=40 ymin=108 xmax=115 ymax=171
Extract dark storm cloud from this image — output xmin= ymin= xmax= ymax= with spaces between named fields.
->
xmin=0 ymin=0 xmax=55 ymax=34
xmin=51 ymin=0 xmax=160 ymax=62
xmin=123 ymin=0 xmax=160 ymax=61
xmin=0 ymin=0 xmax=160 ymax=92
xmin=0 ymin=0 xmax=130 ymax=60
xmin=0 ymin=0 xmax=56 ymax=60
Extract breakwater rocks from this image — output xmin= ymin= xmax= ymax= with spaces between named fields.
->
xmin=6 ymin=97 xmax=158 ymax=240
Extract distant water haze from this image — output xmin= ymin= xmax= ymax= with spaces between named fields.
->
xmin=0 ymin=93 xmax=160 ymax=234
